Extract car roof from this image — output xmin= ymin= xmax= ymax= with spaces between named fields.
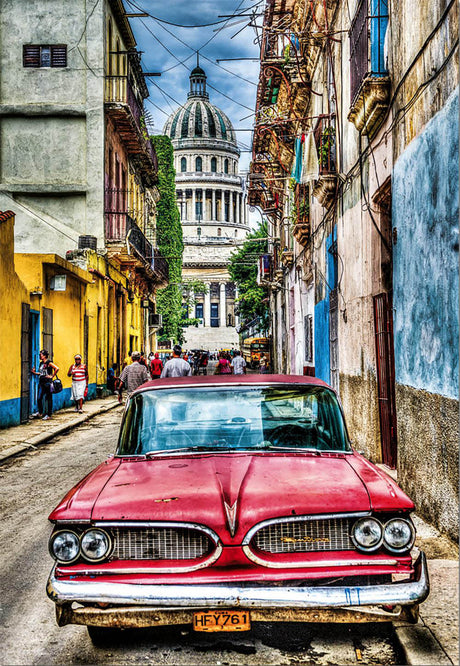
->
xmin=133 ymin=373 xmax=332 ymax=395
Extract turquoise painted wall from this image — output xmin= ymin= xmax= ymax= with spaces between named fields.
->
xmin=392 ymin=87 xmax=459 ymax=399
xmin=314 ymin=230 xmax=336 ymax=383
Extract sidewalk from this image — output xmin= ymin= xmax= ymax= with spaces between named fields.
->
xmin=0 ymin=394 xmax=123 ymax=464
xmin=394 ymin=514 xmax=459 ymax=665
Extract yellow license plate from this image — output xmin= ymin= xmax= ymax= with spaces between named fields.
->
xmin=193 ymin=610 xmax=251 ymax=632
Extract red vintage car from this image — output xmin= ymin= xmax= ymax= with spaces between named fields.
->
xmin=46 ymin=375 xmax=428 ymax=643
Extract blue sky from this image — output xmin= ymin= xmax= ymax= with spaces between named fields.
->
xmin=122 ymin=0 xmax=263 ymax=171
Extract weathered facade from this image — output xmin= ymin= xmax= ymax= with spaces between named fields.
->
xmin=249 ymin=0 xmax=458 ymax=538
xmin=0 ymin=0 xmax=168 ymax=425
xmin=163 ymin=65 xmax=250 ymax=351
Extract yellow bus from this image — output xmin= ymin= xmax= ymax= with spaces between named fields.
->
xmin=241 ymin=337 xmax=271 ymax=369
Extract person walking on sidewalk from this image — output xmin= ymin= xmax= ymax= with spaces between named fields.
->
xmin=150 ymin=352 xmax=163 ymax=379
xmin=67 ymin=354 xmax=88 ymax=413
xmin=231 ymin=350 xmax=246 ymax=375
xmin=31 ymin=349 xmax=59 ymax=420
xmin=161 ymin=345 xmax=192 ymax=378
xmin=118 ymin=351 xmax=150 ymax=402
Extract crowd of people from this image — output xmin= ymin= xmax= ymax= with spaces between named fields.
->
xmin=29 ymin=344 xmax=268 ymax=420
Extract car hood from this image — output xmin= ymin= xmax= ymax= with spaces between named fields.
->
xmin=86 ymin=452 xmax=378 ymax=544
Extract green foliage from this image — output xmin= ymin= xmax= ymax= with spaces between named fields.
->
xmin=319 ymin=126 xmax=335 ymax=168
xmin=150 ymin=135 xmax=184 ymax=344
xmin=228 ymin=222 xmax=270 ymax=332
xmin=180 ymin=279 xmax=209 ymax=329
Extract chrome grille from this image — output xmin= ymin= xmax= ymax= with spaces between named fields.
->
xmin=111 ymin=527 xmax=213 ymax=560
xmin=252 ymin=518 xmax=354 ymax=553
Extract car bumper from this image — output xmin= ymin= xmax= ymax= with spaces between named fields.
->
xmin=47 ymin=552 xmax=429 ymax=627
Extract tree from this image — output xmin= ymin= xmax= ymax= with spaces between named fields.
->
xmin=150 ymin=136 xmax=184 ymax=343
xmin=228 ymin=222 xmax=270 ymax=332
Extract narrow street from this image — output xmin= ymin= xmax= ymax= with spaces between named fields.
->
xmin=0 ymin=411 xmax=401 ymax=665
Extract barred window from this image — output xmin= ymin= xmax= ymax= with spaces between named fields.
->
xmin=23 ymin=45 xmax=67 ymax=68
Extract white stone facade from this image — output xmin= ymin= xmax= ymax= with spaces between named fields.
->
xmin=163 ymin=65 xmax=249 ymax=351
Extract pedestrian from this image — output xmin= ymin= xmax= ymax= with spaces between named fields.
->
xmin=199 ymin=352 xmax=209 ymax=375
xmin=259 ymin=353 xmax=269 ymax=374
xmin=122 ymin=351 xmax=132 ymax=369
xmin=231 ymin=350 xmax=247 ymax=375
xmin=215 ymin=352 xmax=231 ymax=375
xmin=31 ymin=349 xmax=59 ymax=420
xmin=107 ymin=363 xmax=118 ymax=394
xmin=67 ymin=354 xmax=88 ymax=413
xmin=118 ymin=351 xmax=150 ymax=402
xmin=161 ymin=345 xmax=192 ymax=378
xmin=150 ymin=352 xmax=163 ymax=379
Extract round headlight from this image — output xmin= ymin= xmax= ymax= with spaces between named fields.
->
xmin=352 ymin=517 xmax=383 ymax=551
xmin=50 ymin=530 xmax=80 ymax=563
xmin=384 ymin=518 xmax=414 ymax=552
xmin=81 ymin=529 xmax=111 ymax=561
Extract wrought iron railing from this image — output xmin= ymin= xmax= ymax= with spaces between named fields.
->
xmin=105 ymin=75 xmax=143 ymax=130
xmin=105 ymin=210 xmax=153 ymax=265
xmin=349 ymin=0 xmax=389 ymax=103
xmin=314 ymin=116 xmax=336 ymax=174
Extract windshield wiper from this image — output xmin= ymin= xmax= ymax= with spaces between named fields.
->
xmin=144 ymin=446 xmax=231 ymax=457
xmin=256 ymin=445 xmax=322 ymax=455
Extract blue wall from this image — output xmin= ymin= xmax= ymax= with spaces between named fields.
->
xmin=0 ymin=382 xmax=100 ymax=428
xmin=314 ymin=230 xmax=336 ymax=383
xmin=392 ymin=88 xmax=459 ymax=398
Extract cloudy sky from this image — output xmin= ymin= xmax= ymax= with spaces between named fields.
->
xmin=122 ymin=0 xmax=264 ymax=171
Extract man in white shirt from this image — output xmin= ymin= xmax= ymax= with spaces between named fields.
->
xmin=161 ymin=345 xmax=193 ymax=378
xmin=231 ymin=351 xmax=247 ymax=375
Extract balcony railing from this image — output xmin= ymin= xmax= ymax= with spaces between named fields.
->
xmin=314 ymin=116 xmax=336 ymax=174
xmin=349 ymin=0 xmax=389 ymax=103
xmin=105 ymin=76 xmax=143 ymax=131
xmin=105 ymin=211 xmax=153 ymax=265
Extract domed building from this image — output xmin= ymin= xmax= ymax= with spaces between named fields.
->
xmin=163 ymin=64 xmax=249 ymax=351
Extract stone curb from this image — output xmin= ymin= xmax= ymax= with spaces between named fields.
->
xmin=0 ymin=400 xmax=123 ymax=465
xmin=393 ymin=623 xmax=453 ymax=665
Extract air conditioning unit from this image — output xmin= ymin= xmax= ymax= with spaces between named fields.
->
xmin=149 ymin=313 xmax=163 ymax=328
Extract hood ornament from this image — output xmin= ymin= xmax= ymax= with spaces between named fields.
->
xmin=224 ymin=501 xmax=238 ymax=537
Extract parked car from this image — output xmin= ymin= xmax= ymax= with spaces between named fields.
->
xmin=46 ymin=375 xmax=428 ymax=643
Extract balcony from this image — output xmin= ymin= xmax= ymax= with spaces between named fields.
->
xmin=312 ymin=116 xmax=338 ymax=208
xmin=347 ymin=0 xmax=390 ymax=136
xmin=105 ymin=76 xmax=157 ymax=182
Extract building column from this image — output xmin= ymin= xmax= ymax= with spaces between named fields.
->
xmin=220 ymin=190 xmax=224 ymax=222
xmin=229 ymin=191 xmax=234 ymax=223
xmin=204 ymin=282 xmax=211 ymax=327
xmin=192 ymin=189 xmax=196 ymax=222
xmin=236 ymin=193 xmax=240 ymax=225
xmin=220 ymin=283 xmax=227 ymax=327
xmin=234 ymin=286 xmax=239 ymax=327
xmin=212 ymin=189 xmax=216 ymax=221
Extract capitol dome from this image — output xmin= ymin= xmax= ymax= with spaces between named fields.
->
xmin=163 ymin=66 xmax=237 ymax=147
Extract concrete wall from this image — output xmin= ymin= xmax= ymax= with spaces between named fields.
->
xmin=392 ymin=88 xmax=459 ymax=539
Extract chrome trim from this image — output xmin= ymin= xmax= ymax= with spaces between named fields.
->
xmin=81 ymin=522 xmax=221 ymax=574
xmin=242 ymin=549 xmax=398 ymax=569
xmin=47 ymin=551 xmax=429 ymax=609
xmin=242 ymin=512 xmax=370 ymax=546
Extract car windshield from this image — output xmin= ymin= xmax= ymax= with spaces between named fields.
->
xmin=117 ymin=386 xmax=351 ymax=456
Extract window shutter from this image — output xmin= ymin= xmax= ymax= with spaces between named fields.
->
xmin=23 ymin=45 xmax=40 ymax=67
xmin=51 ymin=45 xmax=67 ymax=67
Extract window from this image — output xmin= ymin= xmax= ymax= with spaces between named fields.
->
xmin=304 ymin=314 xmax=313 ymax=363
xmin=23 ymin=45 xmax=67 ymax=68
xmin=197 ymin=227 xmax=201 ymax=238
xmin=181 ymin=157 xmax=187 ymax=172
xmin=217 ymin=228 xmax=222 ymax=237
xmin=195 ymin=156 xmax=202 ymax=172
xmin=349 ymin=0 xmax=389 ymax=102
xmin=210 ymin=303 xmax=219 ymax=327
xmin=211 ymin=157 xmax=217 ymax=173
xmin=195 ymin=303 xmax=203 ymax=320
xmin=224 ymin=158 xmax=229 ymax=174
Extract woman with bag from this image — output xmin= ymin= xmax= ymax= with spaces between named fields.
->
xmin=67 ymin=354 xmax=88 ymax=413
xmin=31 ymin=349 xmax=59 ymax=420
xmin=215 ymin=352 xmax=231 ymax=375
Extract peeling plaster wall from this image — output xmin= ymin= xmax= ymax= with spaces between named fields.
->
xmin=392 ymin=87 xmax=459 ymax=539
